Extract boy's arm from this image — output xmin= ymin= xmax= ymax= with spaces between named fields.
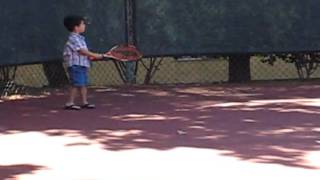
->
xmin=79 ymin=49 xmax=104 ymax=59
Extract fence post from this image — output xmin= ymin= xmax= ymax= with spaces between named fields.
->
xmin=228 ymin=54 xmax=251 ymax=83
xmin=124 ymin=0 xmax=137 ymax=84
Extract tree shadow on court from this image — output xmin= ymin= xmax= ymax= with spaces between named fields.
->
xmin=1 ymin=82 xmax=320 ymax=170
xmin=0 ymin=164 xmax=44 ymax=180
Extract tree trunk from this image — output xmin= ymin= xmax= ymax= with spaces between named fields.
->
xmin=42 ymin=61 xmax=69 ymax=87
xmin=228 ymin=54 xmax=251 ymax=83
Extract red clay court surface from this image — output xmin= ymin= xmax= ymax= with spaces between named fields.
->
xmin=1 ymin=82 xmax=320 ymax=180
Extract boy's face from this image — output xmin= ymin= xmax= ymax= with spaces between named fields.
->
xmin=74 ymin=20 xmax=86 ymax=33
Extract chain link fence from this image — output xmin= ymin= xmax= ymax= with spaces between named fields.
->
xmin=2 ymin=1 xmax=320 ymax=97
xmin=1 ymin=54 xmax=320 ymax=97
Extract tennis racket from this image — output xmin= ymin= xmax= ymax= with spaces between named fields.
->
xmin=89 ymin=44 xmax=142 ymax=62
xmin=102 ymin=44 xmax=143 ymax=62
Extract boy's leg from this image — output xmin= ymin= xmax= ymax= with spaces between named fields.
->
xmin=80 ymin=86 xmax=88 ymax=105
xmin=80 ymin=86 xmax=96 ymax=109
xmin=65 ymin=86 xmax=81 ymax=110
xmin=80 ymin=86 xmax=95 ymax=108
xmin=65 ymin=66 xmax=81 ymax=110
xmin=67 ymin=86 xmax=78 ymax=105
xmin=78 ymin=67 xmax=95 ymax=109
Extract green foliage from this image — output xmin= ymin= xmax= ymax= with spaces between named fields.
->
xmin=261 ymin=53 xmax=320 ymax=80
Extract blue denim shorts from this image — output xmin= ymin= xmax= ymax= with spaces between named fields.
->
xmin=67 ymin=65 xmax=88 ymax=87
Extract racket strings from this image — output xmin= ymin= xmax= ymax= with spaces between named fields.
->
xmin=107 ymin=45 xmax=142 ymax=61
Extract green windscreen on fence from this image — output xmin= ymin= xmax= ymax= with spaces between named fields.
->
xmin=135 ymin=0 xmax=320 ymax=57
xmin=0 ymin=0 xmax=125 ymax=66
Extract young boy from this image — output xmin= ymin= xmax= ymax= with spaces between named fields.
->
xmin=63 ymin=15 xmax=106 ymax=110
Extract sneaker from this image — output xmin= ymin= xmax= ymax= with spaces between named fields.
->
xmin=64 ymin=104 xmax=81 ymax=110
xmin=81 ymin=103 xmax=95 ymax=109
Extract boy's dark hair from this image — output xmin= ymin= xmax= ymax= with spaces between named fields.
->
xmin=63 ymin=15 xmax=85 ymax=32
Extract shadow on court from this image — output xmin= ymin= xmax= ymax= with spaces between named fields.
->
xmin=1 ymin=82 xmax=320 ymax=174
xmin=0 ymin=164 xmax=44 ymax=180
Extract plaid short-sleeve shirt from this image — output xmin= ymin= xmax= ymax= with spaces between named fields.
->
xmin=63 ymin=32 xmax=90 ymax=67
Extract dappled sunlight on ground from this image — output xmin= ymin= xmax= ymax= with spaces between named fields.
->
xmin=1 ymin=94 xmax=49 ymax=101
xmin=1 ymin=131 xmax=320 ymax=180
xmin=111 ymin=114 xmax=169 ymax=121
xmin=1 ymin=82 xmax=320 ymax=179
xmin=210 ymin=98 xmax=320 ymax=107
xmin=204 ymin=98 xmax=320 ymax=114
